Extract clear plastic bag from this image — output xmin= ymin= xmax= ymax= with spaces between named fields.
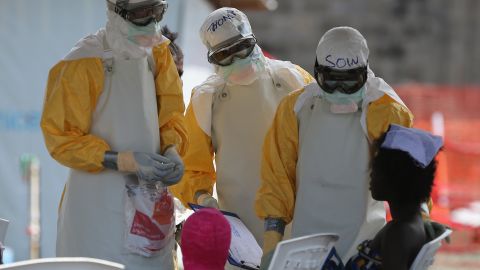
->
xmin=124 ymin=182 xmax=175 ymax=257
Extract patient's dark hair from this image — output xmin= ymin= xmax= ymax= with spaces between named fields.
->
xmin=161 ymin=26 xmax=184 ymax=77
xmin=371 ymin=133 xmax=437 ymax=204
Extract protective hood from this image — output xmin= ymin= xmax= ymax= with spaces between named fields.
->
xmin=105 ymin=10 xmax=165 ymax=58
xmin=200 ymin=7 xmax=253 ymax=51
xmin=316 ymin=26 xmax=369 ymax=70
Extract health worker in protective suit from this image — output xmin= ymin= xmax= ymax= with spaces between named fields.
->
xmin=40 ymin=1 xmax=187 ymax=269
xmin=169 ymin=7 xmax=313 ymax=250
xmin=255 ymin=26 xmax=430 ymax=268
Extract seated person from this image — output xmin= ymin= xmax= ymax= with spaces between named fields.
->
xmin=181 ymin=208 xmax=231 ymax=270
xmin=343 ymin=124 xmax=446 ymax=270
xmin=268 ymin=125 xmax=448 ymax=270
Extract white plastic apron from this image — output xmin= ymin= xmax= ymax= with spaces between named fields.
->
xmin=211 ymin=74 xmax=291 ymax=248
xmin=292 ymin=97 xmax=385 ymax=261
xmin=56 ymin=49 xmax=175 ymax=269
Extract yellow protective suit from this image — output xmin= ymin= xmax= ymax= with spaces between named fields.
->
xmin=41 ymin=36 xmax=187 ymax=173
xmin=41 ymin=27 xmax=187 ymax=269
xmin=255 ymin=81 xmax=415 ymax=257
xmin=170 ymin=58 xmax=313 ymax=246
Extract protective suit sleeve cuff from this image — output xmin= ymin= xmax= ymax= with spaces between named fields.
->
xmin=102 ymin=151 xmax=118 ymax=170
xmin=264 ymin=218 xmax=286 ymax=235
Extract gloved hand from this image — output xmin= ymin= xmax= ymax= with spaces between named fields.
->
xmin=263 ymin=230 xmax=283 ymax=254
xmin=196 ymin=192 xmax=219 ymax=209
xmin=260 ymin=222 xmax=284 ymax=270
xmin=103 ymin=151 xmax=175 ymax=183
xmin=162 ymin=146 xmax=185 ymax=186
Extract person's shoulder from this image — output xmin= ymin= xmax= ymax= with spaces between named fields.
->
xmin=272 ymin=88 xmax=305 ymax=123
xmin=365 ymin=76 xmax=410 ymax=113
xmin=367 ymin=93 xmax=413 ymax=120
xmin=266 ymin=58 xmax=298 ymax=75
xmin=63 ymin=29 xmax=106 ymax=61
xmin=151 ymin=36 xmax=172 ymax=54
xmin=386 ymin=220 xmax=425 ymax=239
xmin=379 ymin=220 xmax=427 ymax=269
xmin=368 ymin=93 xmax=402 ymax=107
xmin=266 ymin=58 xmax=293 ymax=66
xmin=266 ymin=58 xmax=314 ymax=87
xmin=288 ymin=82 xmax=320 ymax=114
xmin=266 ymin=58 xmax=300 ymax=75
xmin=190 ymin=74 xmax=225 ymax=104
xmin=382 ymin=220 xmax=426 ymax=256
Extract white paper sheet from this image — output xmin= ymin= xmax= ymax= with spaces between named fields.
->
xmin=224 ymin=215 xmax=262 ymax=269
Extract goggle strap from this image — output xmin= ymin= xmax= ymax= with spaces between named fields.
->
xmin=108 ymin=1 xmax=166 ymax=24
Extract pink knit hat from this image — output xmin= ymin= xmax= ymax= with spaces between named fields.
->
xmin=181 ymin=208 xmax=232 ymax=270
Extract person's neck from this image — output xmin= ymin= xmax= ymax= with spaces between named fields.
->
xmin=388 ymin=201 xmax=422 ymax=222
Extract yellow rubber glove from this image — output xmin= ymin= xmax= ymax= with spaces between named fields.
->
xmin=263 ymin=230 xmax=283 ymax=254
xmin=260 ymin=230 xmax=283 ymax=270
xmin=259 ymin=249 xmax=275 ymax=270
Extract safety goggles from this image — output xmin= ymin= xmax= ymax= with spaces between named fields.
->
xmin=314 ymin=62 xmax=368 ymax=94
xmin=207 ymin=37 xmax=257 ymax=66
xmin=108 ymin=1 xmax=168 ymax=26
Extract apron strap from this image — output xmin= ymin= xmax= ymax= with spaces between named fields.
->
xmin=210 ymin=84 xmax=226 ymax=152
xmin=146 ymin=53 xmax=156 ymax=75
xmin=102 ymin=35 xmax=114 ymax=75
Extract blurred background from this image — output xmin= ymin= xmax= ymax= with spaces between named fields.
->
xmin=0 ymin=0 xmax=478 ymax=268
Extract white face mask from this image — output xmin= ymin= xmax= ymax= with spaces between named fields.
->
xmin=106 ymin=11 xmax=164 ymax=59
xmin=323 ymin=87 xmax=365 ymax=114
xmin=127 ymin=21 xmax=162 ymax=47
xmin=217 ymin=47 xmax=266 ymax=86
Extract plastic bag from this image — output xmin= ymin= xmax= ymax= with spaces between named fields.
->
xmin=125 ymin=182 xmax=175 ymax=257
